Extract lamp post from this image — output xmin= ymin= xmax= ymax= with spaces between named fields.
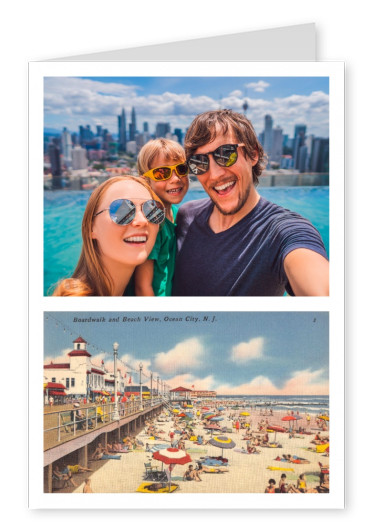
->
xmin=139 ymin=362 xmax=143 ymax=410
xmin=150 ymin=372 xmax=153 ymax=405
xmin=112 ymin=342 xmax=120 ymax=421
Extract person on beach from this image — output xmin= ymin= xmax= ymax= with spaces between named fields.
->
xmin=173 ymin=109 xmax=329 ymax=296
xmin=279 ymin=474 xmax=289 ymax=493
xmin=135 ymin=139 xmax=189 ymax=296
xmin=53 ymin=465 xmax=77 ymax=488
xmin=53 ymin=176 xmax=164 ymax=296
xmin=64 ymin=464 xmax=92 ymax=474
xmin=83 ymin=478 xmax=93 ymax=493
xmin=297 ymin=473 xmax=307 ymax=493
xmin=184 ymin=464 xmax=202 ymax=481
xmin=265 ymin=479 xmax=276 ymax=493
xmin=91 ymin=443 xmax=106 ymax=460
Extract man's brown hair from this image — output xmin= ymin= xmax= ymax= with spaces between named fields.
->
xmin=184 ymin=109 xmax=266 ymax=185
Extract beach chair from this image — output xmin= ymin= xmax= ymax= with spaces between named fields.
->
xmin=144 ymin=462 xmax=160 ymax=480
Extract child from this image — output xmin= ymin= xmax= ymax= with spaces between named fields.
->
xmin=135 ymin=139 xmax=189 ymax=296
xmin=83 ymin=478 xmax=93 ymax=493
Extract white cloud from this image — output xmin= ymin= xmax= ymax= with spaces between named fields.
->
xmin=154 ymin=338 xmax=204 ymax=375
xmin=246 ymin=81 xmax=270 ymax=93
xmin=229 ymin=89 xmax=242 ymax=98
xmin=165 ymin=373 xmax=215 ymax=391
xmin=44 ymin=77 xmax=330 ymax=138
xmin=216 ymin=368 xmax=328 ymax=396
xmin=231 ymin=337 xmax=264 ymax=363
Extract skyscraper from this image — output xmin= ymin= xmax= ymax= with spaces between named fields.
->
xmin=293 ymin=125 xmax=307 ymax=170
xmin=263 ymin=115 xmax=273 ymax=160
xmin=79 ymin=125 xmax=94 ymax=146
xmin=118 ymin=108 xmax=127 ymax=152
xmin=174 ymin=128 xmax=183 ymax=144
xmin=271 ymin=126 xmax=283 ymax=166
xmin=129 ymin=107 xmax=137 ymax=142
xmin=61 ymin=127 xmax=73 ymax=168
xmin=155 ymin=122 xmax=171 ymax=138
xmin=311 ymin=138 xmax=329 ymax=173
xmin=72 ymin=146 xmax=88 ymax=170
xmin=48 ymin=142 xmax=62 ymax=189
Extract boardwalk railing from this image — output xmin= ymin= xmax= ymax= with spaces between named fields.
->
xmin=44 ymin=398 xmax=163 ymax=450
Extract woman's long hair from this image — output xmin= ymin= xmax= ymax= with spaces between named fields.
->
xmin=53 ymin=175 xmax=160 ymax=296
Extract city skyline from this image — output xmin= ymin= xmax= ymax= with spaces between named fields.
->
xmin=44 ymin=76 xmax=329 ymax=139
xmin=44 ymin=312 xmax=329 ymax=396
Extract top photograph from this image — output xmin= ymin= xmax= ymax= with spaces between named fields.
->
xmin=44 ymin=76 xmax=329 ymax=297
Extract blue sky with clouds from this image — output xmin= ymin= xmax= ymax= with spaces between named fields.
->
xmin=44 ymin=76 xmax=329 ymax=139
xmin=44 ymin=312 xmax=329 ymax=396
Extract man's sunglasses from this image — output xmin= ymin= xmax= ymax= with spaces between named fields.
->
xmin=94 ymin=198 xmax=165 ymax=225
xmin=143 ymin=162 xmax=189 ymax=181
xmin=187 ymin=143 xmax=244 ymax=176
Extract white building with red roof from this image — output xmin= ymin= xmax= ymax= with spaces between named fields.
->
xmin=44 ymin=337 xmax=126 ymax=400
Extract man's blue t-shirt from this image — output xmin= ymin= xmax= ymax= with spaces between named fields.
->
xmin=172 ymin=197 xmax=328 ymax=296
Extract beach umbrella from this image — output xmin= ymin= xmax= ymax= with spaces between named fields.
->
xmin=209 ymin=435 xmax=236 ymax=457
xmin=205 ymin=423 xmax=221 ymax=435
xmin=210 ymin=416 xmax=224 ymax=422
xmin=217 ymin=407 xmax=225 ymax=411
xmin=202 ymin=407 xmax=210 ymax=411
xmin=318 ymin=415 xmax=329 ymax=422
xmin=281 ymin=415 xmax=297 ymax=431
xmin=152 ymin=447 xmax=192 ymax=492
xmin=172 ymin=409 xmax=180 ymax=413
xmin=240 ymin=411 xmax=250 ymax=416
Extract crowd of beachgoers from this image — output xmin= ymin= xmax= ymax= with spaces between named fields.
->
xmin=51 ymin=400 xmax=329 ymax=494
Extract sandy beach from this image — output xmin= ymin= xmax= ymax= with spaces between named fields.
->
xmin=56 ymin=404 xmax=329 ymax=494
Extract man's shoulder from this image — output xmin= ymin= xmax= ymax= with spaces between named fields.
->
xmin=257 ymin=196 xmax=314 ymax=226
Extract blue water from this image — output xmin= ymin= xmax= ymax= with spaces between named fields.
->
xmin=44 ymin=186 xmax=329 ymax=295
xmin=214 ymin=395 xmax=329 ymax=416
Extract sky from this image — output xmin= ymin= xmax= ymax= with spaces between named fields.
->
xmin=44 ymin=311 xmax=329 ymax=396
xmin=44 ymin=76 xmax=329 ymax=139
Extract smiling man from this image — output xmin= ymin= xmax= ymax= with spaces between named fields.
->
xmin=172 ymin=109 xmax=329 ymax=296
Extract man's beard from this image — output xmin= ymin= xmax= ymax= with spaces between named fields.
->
xmin=211 ymin=179 xmax=252 ymax=216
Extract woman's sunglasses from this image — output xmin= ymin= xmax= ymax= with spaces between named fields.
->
xmin=187 ymin=143 xmax=244 ymax=176
xmin=94 ymin=199 xmax=165 ymax=225
xmin=143 ymin=162 xmax=189 ymax=182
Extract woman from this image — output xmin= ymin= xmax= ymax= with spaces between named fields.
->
xmin=53 ymin=176 xmax=164 ymax=296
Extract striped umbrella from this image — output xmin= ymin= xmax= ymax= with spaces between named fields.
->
xmin=152 ymin=447 xmax=192 ymax=492
xmin=209 ymin=435 xmax=236 ymax=457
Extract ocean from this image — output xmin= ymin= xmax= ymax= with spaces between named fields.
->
xmin=44 ymin=185 xmax=329 ymax=295
xmin=212 ymin=395 xmax=329 ymax=416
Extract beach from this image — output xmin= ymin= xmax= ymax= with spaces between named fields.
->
xmin=56 ymin=404 xmax=329 ymax=494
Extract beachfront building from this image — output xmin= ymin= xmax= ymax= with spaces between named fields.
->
xmin=190 ymin=390 xmax=217 ymax=399
xmin=44 ymin=336 xmax=126 ymax=401
xmin=169 ymin=386 xmax=193 ymax=402
xmin=169 ymin=387 xmax=217 ymax=403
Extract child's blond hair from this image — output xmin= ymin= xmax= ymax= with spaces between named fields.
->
xmin=137 ymin=138 xmax=185 ymax=175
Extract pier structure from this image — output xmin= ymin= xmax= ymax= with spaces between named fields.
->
xmin=43 ymin=397 xmax=167 ymax=493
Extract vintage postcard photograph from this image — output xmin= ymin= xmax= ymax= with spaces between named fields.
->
xmin=28 ymin=61 xmax=344 ymax=299
xmin=34 ymin=310 xmax=342 ymax=509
